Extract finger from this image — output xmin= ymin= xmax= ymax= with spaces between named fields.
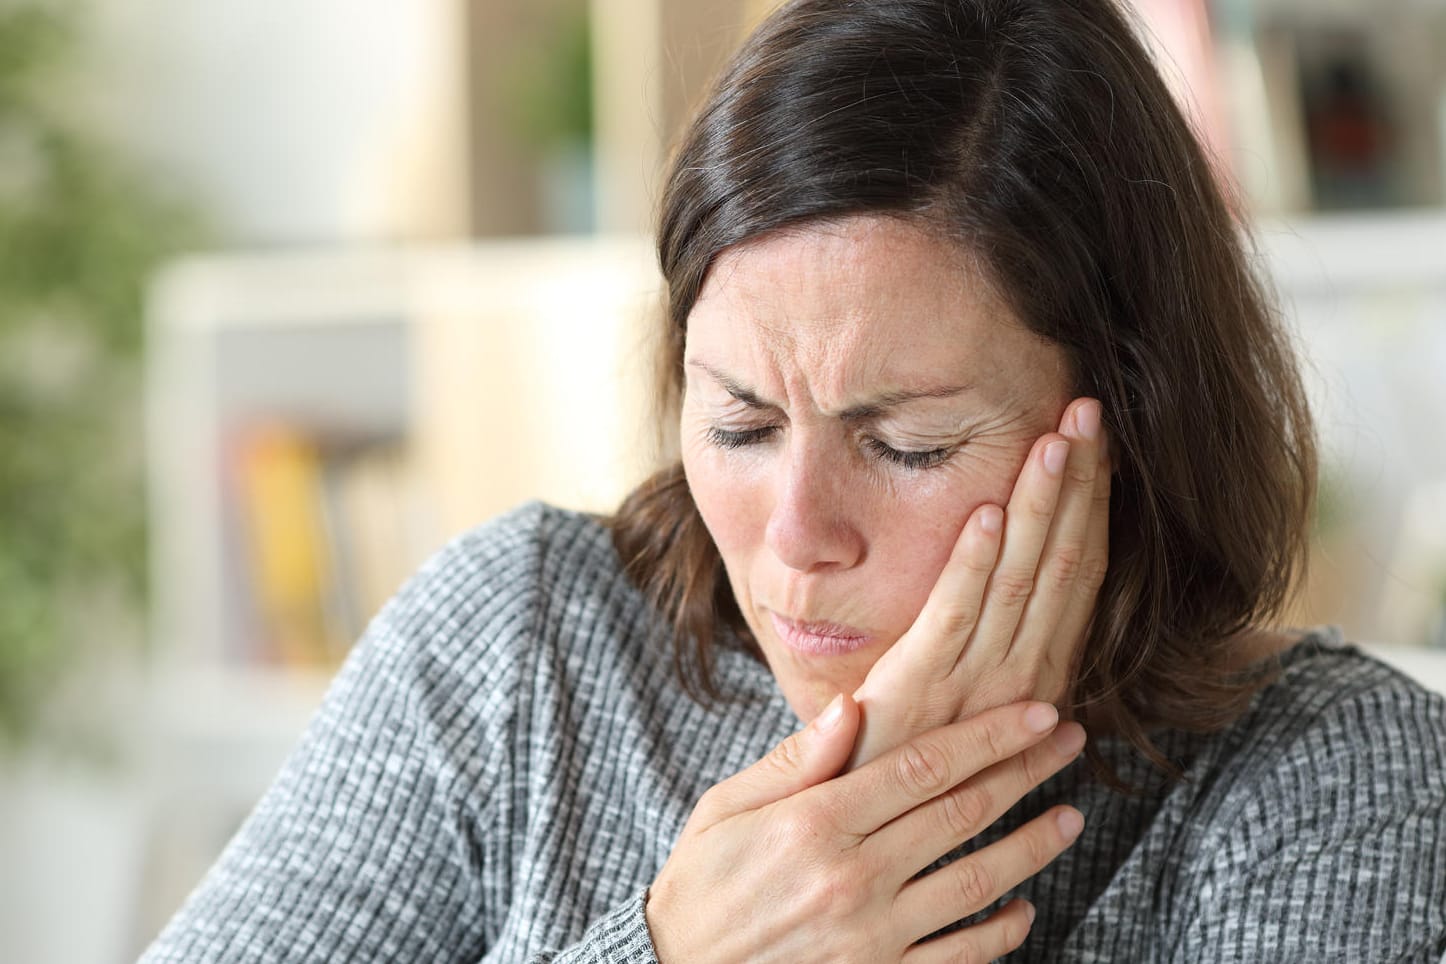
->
xmin=1052 ymin=420 xmax=1112 ymax=687
xmin=1006 ymin=399 xmax=1104 ymax=674
xmin=902 ymin=898 xmax=1035 ymax=964
xmin=697 ymin=693 xmax=860 ymax=823
xmin=896 ymin=501 xmax=1005 ymax=676
xmin=869 ymin=721 xmax=1086 ymax=879
xmin=896 ymin=805 xmax=1084 ymax=942
xmin=967 ymin=433 xmax=1070 ymax=665
xmin=825 ymin=701 xmax=1060 ymax=838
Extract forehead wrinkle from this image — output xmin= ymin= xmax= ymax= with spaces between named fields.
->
xmin=685 ymin=215 xmax=1072 ymax=428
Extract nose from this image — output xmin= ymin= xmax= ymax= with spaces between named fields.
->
xmin=764 ymin=444 xmax=865 ymax=573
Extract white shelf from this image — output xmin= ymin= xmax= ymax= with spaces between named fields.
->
xmin=1363 ymin=642 xmax=1446 ymax=696
xmin=145 ymin=250 xmax=415 ymax=670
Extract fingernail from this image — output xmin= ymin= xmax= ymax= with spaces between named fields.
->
xmin=1044 ymin=440 xmax=1069 ymax=477
xmin=1024 ymin=702 xmax=1059 ymax=733
xmin=1052 ymin=722 xmax=1086 ymax=757
xmin=1025 ymin=902 xmax=1037 ymax=925
xmin=1057 ymin=808 xmax=1084 ymax=841
xmin=979 ymin=505 xmax=1003 ymax=534
xmin=1075 ymin=400 xmax=1101 ymax=440
xmin=815 ymin=694 xmax=844 ymax=732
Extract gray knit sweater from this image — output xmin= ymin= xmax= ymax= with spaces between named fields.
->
xmin=141 ymin=503 xmax=1446 ymax=963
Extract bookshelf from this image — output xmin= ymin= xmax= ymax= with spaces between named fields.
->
xmin=146 ymin=251 xmax=414 ymax=678
xmin=144 ymin=237 xmax=661 ymax=679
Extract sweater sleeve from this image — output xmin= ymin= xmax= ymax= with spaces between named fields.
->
xmin=138 ymin=511 xmax=540 ymax=963
xmin=1171 ymin=672 xmax=1446 ymax=963
xmin=530 ymin=889 xmax=661 ymax=964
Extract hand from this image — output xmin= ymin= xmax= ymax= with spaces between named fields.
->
xmin=848 ymin=398 xmax=1110 ymax=769
xmin=645 ymin=696 xmax=1087 ymax=963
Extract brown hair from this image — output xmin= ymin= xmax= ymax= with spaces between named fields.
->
xmin=609 ymin=0 xmax=1317 ymax=783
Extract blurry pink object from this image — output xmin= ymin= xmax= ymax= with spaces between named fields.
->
xmin=1129 ymin=0 xmax=1233 ymax=182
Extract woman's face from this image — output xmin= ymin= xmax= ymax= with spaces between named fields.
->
xmin=681 ymin=217 xmax=1073 ymax=722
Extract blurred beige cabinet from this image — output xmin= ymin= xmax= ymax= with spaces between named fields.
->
xmin=411 ymin=239 xmax=664 ymax=537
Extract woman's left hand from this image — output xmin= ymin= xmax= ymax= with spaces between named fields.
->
xmin=847 ymin=397 xmax=1110 ymax=769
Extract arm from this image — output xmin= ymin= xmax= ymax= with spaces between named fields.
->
xmin=139 ymin=527 xmax=528 ymax=963
xmin=1172 ymin=678 xmax=1446 ymax=962
xmin=529 ymin=892 xmax=657 ymax=964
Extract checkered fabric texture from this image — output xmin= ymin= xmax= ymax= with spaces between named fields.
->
xmin=140 ymin=503 xmax=1446 ymax=962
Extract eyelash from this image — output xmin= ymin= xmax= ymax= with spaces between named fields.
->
xmin=705 ymin=425 xmax=953 ymax=471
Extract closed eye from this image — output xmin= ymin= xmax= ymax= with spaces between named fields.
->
xmin=863 ymin=438 xmax=953 ymax=470
xmin=706 ymin=425 xmax=778 ymax=449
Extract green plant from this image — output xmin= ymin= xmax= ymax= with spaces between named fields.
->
xmin=497 ymin=3 xmax=594 ymax=153
xmin=0 ymin=1 xmax=201 ymax=747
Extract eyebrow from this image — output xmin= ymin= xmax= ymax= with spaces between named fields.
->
xmin=686 ymin=360 xmax=972 ymax=419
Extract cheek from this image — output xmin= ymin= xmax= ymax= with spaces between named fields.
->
xmin=681 ymin=438 xmax=767 ymax=577
xmin=863 ymin=456 xmax=1023 ymax=624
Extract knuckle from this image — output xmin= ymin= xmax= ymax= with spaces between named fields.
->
xmin=1026 ymin=495 xmax=1055 ymax=523
xmin=806 ymin=863 xmax=862 ymax=914
xmin=692 ymin=784 xmax=725 ymax=821
xmin=937 ymin=783 xmax=991 ymax=839
xmin=1078 ymin=556 xmax=1109 ymax=592
xmin=777 ymin=802 xmax=831 ymax=846
xmin=1045 ymin=547 xmax=1084 ymax=590
xmin=975 ymin=714 xmax=1016 ymax=764
xmin=934 ymin=599 xmax=983 ymax=639
xmin=769 ymin=731 xmax=807 ymax=775
xmin=962 ymin=547 xmax=996 ymax=575
xmin=950 ymin=858 xmax=995 ymax=910
xmin=895 ymin=740 xmax=954 ymax=797
xmin=1066 ymin=459 xmax=1096 ymax=488
xmin=850 ymin=846 xmax=892 ymax=888
xmin=1014 ymin=743 xmax=1045 ymax=790
xmin=1021 ymin=825 xmax=1054 ymax=869
xmin=988 ymin=571 xmax=1034 ymax=607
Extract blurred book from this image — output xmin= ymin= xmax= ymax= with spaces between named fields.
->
xmin=229 ymin=424 xmax=340 ymax=668
xmin=1295 ymin=27 xmax=1400 ymax=210
xmin=224 ymin=423 xmax=437 ymax=670
xmin=321 ymin=442 xmax=436 ymax=648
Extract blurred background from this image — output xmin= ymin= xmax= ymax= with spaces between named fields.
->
xmin=0 ymin=0 xmax=1444 ymax=960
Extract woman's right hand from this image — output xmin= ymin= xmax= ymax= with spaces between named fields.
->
xmin=644 ymin=695 xmax=1086 ymax=963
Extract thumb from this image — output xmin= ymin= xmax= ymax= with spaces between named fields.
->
xmin=703 ymin=693 xmax=860 ymax=820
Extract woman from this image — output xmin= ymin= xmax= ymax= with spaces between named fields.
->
xmin=142 ymin=0 xmax=1446 ymax=961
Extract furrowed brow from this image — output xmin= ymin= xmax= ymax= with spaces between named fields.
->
xmin=687 ymin=360 xmax=778 ymax=409
xmin=839 ymin=385 xmax=972 ymax=420
xmin=687 ymin=359 xmax=971 ymax=417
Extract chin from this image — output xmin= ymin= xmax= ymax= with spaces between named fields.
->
xmin=761 ymin=640 xmax=886 ymax=723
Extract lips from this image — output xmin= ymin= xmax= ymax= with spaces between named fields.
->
xmin=768 ymin=610 xmax=875 ymax=657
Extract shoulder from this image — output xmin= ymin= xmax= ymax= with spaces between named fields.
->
xmin=369 ymin=500 xmax=634 ymax=671
xmin=389 ymin=499 xmax=613 ymax=618
xmin=337 ymin=502 xmax=658 ymax=779
xmin=1176 ymin=628 xmax=1446 ymax=958
xmin=136 ymin=503 xmax=630 ymax=962
xmin=1218 ymin=629 xmax=1446 ymax=804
